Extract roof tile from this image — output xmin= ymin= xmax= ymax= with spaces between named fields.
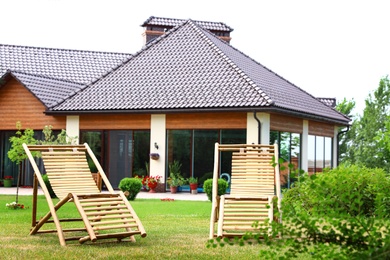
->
xmin=0 ymin=44 xmax=131 ymax=85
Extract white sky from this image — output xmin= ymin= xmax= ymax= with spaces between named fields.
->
xmin=2 ymin=0 xmax=389 ymax=115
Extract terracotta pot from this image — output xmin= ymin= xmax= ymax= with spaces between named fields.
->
xmin=170 ymin=186 xmax=178 ymax=194
xmin=189 ymin=183 xmax=198 ymax=190
xmin=148 ymin=182 xmax=158 ymax=190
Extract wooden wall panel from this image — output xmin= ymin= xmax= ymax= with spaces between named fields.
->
xmin=166 ymin=112 xmax=246 ymax=129
xmin=270 ymin=113 xmax=303 ymax=133
xmin=80 ymin=114 xmax=151 ymax=129
xmin=0 ymin=78 xmax=65 ymax=130
xmin=309 ymin=121 xmax=335 ymax=137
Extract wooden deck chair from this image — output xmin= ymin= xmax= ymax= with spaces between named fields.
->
xmin=209 ymin=143 xmax=282 ymax=238
xmin=23 ymin=143 xmax=146 ymax=246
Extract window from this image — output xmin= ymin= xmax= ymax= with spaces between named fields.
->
xmin=308 ymin=135 xmax=333 ymax=174
xmin=166 ymin=129 xmax=246 ymax=186
xmin=271 ymin=131 xmax=301 ymax=188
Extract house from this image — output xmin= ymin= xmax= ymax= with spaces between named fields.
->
xmin=0 ymin=17 xmax=350 ymax=189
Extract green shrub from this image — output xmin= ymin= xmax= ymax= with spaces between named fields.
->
xmin=42 ymin=174 xmax=56 ymax=198
xmin=208 ymin=165 xmax=390 ymax=259
xmin=203 ymin=178 xmax=228 ymax=202
xmin=118 ymin=177 xmax=142 ymax=201
xmin=282 ymin=164 xmax=390 ymax=218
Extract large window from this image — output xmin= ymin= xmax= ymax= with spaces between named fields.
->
xmin=166 ymin=129 xmax=246 ymax=187
xmin=271 ymin=131 xmax=301 ymax=188
xmin=308 ymin=135 xmax=333 ymax=174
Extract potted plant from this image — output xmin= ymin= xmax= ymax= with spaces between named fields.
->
xmin=168 ymin=160 xmax=185 ymax=193
xmin=188 ymin=177 xmax=198 ymax=194
xmin=2 ymin=176 xmax=13 ymax=188
xmin=167 ymin=176 xmax=185 ymax=193
xmin=142 ymin=175 xmax=161 ymax=193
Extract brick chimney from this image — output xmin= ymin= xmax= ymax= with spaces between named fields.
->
xmin=141 ymin=16 xmax=233 ymax=45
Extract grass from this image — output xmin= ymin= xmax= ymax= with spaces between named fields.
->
xmin=0 ymin=194 xmax=263 ymax=260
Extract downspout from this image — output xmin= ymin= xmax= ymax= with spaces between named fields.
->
xmin=336 ymin=125 xmax=350 ymax=166
xmin=253 ymin=112 xmax=261 ymax=144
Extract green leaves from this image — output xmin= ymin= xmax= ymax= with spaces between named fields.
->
xmin=208 ymin=165 xmax=390 ymax=258
xmin=8 ymin=122 xmax=37 ymax=165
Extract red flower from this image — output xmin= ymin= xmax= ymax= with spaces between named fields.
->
xmin=141 ymin=175 xmax=162 ymax=189
xmin=4 ymin=176 xmax=13 ymax=180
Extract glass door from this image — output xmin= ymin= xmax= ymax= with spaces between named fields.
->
xmin=108 ymin=131 xmax=133 ymax=188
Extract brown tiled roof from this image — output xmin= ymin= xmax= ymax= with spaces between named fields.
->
xmin=53 ymin=20 xmax=350 ymax=125
xmin=142 ymin=16 xmax=233 ymax=32
xmin=0 ymin=44 xmax=132 ymax=85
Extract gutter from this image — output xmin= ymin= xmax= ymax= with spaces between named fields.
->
xmin=253 ymin=112 xmax=261 ymax=144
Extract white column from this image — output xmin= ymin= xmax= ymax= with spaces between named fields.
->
xmin=333 ymin=126 xmax=339 ymax=167
xmin=150 ymin=114 xmax=166 ymax=183
xmin=246 ymin=112 xmax=270 ymax=144
xmin=301 ymin=120 xmax=309 ymax=172
xmin=66 ymin=116 xmax=79 ymax=144
xmin=247 ymin=112 xmax=258 ymax=144
xmin=259 ymin=113 xmax=270 ymax=145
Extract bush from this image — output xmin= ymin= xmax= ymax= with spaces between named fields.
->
xmin=208 ymin=165 xmax=390 ymax=258
xmin=282 ymin=164 xmax=390 ymax=218
xmin=42 ymin=174 xmax=56 ymax=198
xmin=203 ymin=178 xmax=228 ymax=202
xmin=118 ymin=178 xmax=142 ymax=201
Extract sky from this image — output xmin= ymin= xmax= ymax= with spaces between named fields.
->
xmin=1 ymin=0 xmax=389 ymax=115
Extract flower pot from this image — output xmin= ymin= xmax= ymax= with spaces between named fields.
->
xmin=190 ymin=183 xmax=198 ymax=194
xmin=148 ymin=182 xmax=158 ymax=193
xmin=170 ymin=186 xmax=178 ymax=194
xmin=150 ymin=153 xmax=160 ymax=160
xmin=3 ymin=179 xmax=13 ymax=187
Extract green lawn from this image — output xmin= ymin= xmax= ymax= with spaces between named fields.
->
xmin=0 ymin=195 xmax=262 ymax=260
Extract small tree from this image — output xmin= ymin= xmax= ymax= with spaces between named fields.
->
xmin=8 ymin=122 xmax=37 ymax=203
xmin=8 ymin=123 xmax=78 ymax=203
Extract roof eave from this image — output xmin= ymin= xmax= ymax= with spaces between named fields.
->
xmin=45 ymin=106 xmax=350 ymax=126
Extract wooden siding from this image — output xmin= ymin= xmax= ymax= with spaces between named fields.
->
xmin=0 ymin=78 xmax=65 ymax=130
xmin=80 ymin=114 xmax=151 ymax=129
xmin=270 ymin=113 xmax=303 ymax=133
xmin=309 ymin=121 xmax=335 ymax=137
xmin=166 ymin=112 xmax=246 ymax=129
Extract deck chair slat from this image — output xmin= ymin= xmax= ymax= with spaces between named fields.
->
xmin=93 ymin=224 xmax=137 ymax=231
xmin=88 ymin=214 xmax=133 ymax=221
xmin=83 ymin=205 xmax=128 ymax=211
xmin=85 ymin=209 xmax=132 ymax=216
xmin=80 ymin=197 xmax=124 ymax=203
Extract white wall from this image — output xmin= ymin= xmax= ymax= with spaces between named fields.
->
xmin=66 ymin=116 xmax=79 ymax=144
xmin=246 ymin=112 xmax=270 ymax=144
xmin=150 ymin=114 xmax=166 ymax=182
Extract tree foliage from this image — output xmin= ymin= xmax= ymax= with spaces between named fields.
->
xmin=340 ymin=76 xmax=390 ymax=170
xmin=8 ymin=121 xmax=37 ymax=165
